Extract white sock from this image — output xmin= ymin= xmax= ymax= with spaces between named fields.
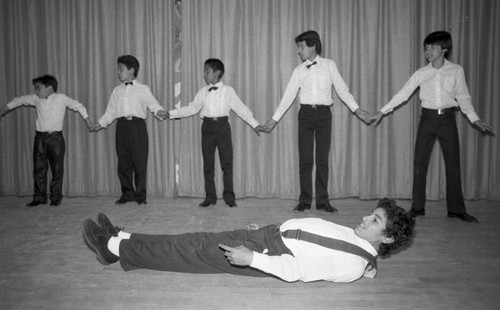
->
xmin=118 ymin=231 xmax=131 ymax=239
xmin=107 ymin=237 xmax=121 ymax=257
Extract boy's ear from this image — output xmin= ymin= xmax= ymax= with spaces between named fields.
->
xmin=215 ymin=70 xmax=222 ymax=78
xmin=382 ymin=236 xmax=394 ymax=244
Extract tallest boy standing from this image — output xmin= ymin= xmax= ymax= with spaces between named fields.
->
xmin=370 ymin=31 xmax=494 ymax=222
xmin=263 ymin=30 xmax=371 ymax=213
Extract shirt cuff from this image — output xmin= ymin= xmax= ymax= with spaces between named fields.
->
xmin=249 ymin=252 xmax=270 ymax=270
xmin=466 ymin=111 xmax=480 ymax=123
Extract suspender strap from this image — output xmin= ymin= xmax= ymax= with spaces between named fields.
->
xmin=281 ymin=229 xmax=377 ymax=270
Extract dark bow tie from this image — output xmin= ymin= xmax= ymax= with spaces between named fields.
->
xmin=125 ymin=82 xmax=133 ymax=86
xmin=208 ymin=86 xmax=218 ymax=92
xmin=306 ymin=61 xmax=317 ymax=69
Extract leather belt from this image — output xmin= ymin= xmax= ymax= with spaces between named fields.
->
xmin=203 ymin=116 xmax=228 ymax=121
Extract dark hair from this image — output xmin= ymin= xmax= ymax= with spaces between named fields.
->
xmin=204 ymin=58 xmax=225 ymax=78
xmin=32 ymin=75 xmax=58 ymax=92
xmin=117 ymin=55 xmax=140 ymax=77
xmin=423 ymin=31 xmax=453 ymax=58
xmin=295 ymin=30 xmax=322 ymax=55
xmin=377 ymin=198 xmax=415 ymax=257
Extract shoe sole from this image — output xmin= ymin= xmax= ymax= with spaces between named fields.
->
xmin=83 ymin=219 xmax=111 ymax=265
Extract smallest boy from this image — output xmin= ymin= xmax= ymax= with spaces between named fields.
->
xmin=0 ymin=75 xmax=93 ymax=207
xmin=167 ymin=58 xmax=262 ymax=207
xmin=369 ymin=31 xmax=494 ymax=223
xmin=93 ymin=55 xmax=168 ymax=205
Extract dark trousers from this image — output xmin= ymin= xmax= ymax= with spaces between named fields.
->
xmin=298 ymin=105 xmax=332 ymax=205
xmin=412 ymin=108 xmax=466 ymax=214
xmin=119 ymin=224 xmax=292 ymax=277
xmin=116 ymin=118 xmax=149 ymax=201
xmin=32 ymin=131 xmax=65 ymax=203
xmin=201 ymin=117 xmax=234 ymax=201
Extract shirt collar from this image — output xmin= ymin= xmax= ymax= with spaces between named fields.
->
xmin=123 ymin=79 xmax=137 ymax=86
xmin=208 ymin=81 xmax=223 ymax=88
xmin=427 ymin=59 xmax=450 ymax=70
xmin=305 ymin=55 xmax=321 ymax=66
xmin=45 ymin=93 xmax=57 ymax=100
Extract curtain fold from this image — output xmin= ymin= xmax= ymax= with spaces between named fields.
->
xmin=1 ymin=0 xmax=499 ymax=201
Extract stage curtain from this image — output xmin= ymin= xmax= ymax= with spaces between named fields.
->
xmin=1 ymin=0 xmax=499 ymax=201
xmin=177 ymin=0 xmax=500 ymax=201
xmin=0 ymin=0 xmax=177 ymax=198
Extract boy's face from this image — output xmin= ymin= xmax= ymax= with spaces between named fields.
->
xmin=117 ymin=63 xmax=135 ymax=82
xmin=424 ymin=44 xmax=446 ymax=63
xmin=34 ymin=83 xmax=54 ymax=99
xmin=354 ymin=208 xmax=394 ymax=245
xmin=204 ymin=65 xmax=220 ymax=85
xmin=297 ymin=41 xmax=316 ymax=62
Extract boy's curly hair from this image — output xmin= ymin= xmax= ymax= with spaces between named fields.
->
xmin=377 ymin=198 xmax=415 ymax=257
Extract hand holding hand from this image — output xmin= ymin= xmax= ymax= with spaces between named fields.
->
xmin=91 ymin=124 xmax=104 ymax=132
xmin=354 ymin=108 xmax=373 ymax=125
xmin=261 ymin=119 xmax=277 ymax=133
xmin=254 ymin=125 xmax=267 ymax=136
xmin=219 ymin=244 xmax=253 ymax=266
xmin=157 ymin=110 xmax=169 ymax=120
xmin=473 ymin=120 xmax=495 ymax=136
xmin=368 ymin=111 xmax=384 ymax=126
xmin=85 ymin=118 xmax=96 ymax=132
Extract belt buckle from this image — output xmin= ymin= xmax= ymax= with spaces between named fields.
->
xmin=438 ymin=109 xmax=444 ymax=115
xmin=213 ymin=117 xmax=218 ymax=121
xmin=311 ymin=105 xmax=317 ymax=109
xmin=126 ymin=116 xmax=133 ymax=120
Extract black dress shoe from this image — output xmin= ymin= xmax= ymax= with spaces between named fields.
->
xmin=26 ymin=200 xmax=47 ymax=207
xmin=136 ymin=198 xmax=147 ymax=205
xmin=448 ymin=212 xmax=479 ymax=223
xmin=293 ymin=203 xmax=311 ymax=212
xmin=316 ymin=203 xmax=338 ymax=213
xmin=199 ymin=199 xmax=217 ymax=207
xmin=97 ymin=213 xmax=122 ymax=236
xmin=225 ymin=200 xmax=238 ymax=207
xmin=408 ymin=207 xmax=425 ymax=218
xmin=115 ymin=197 xmax=133 ymax=205
xmin=83 ymin=218 xmax=119 ymax=265
xmin=50 ymin=201 xmax=61 ymax=206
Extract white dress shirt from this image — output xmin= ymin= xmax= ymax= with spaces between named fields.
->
xmin=250 ymin=218 xmax=377 ymax=283
xmin=98 ymin=80 xmax=165 ymax=128
xmin=380 ymin=60 xmax=480 ymax=123
xmin=7 ymin=93 xmax=89 ymax=132
xmin=169 ymin=82 xmax=259 ymax=128
xmin=272 ymin=56 xmax=359 ymax=122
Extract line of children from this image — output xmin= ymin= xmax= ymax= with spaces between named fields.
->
xmin=1 ymin=31 xmax=494 ymax=223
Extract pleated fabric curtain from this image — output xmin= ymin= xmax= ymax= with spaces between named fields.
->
xmin=1 ymin=0 xmax=499 ymax=201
